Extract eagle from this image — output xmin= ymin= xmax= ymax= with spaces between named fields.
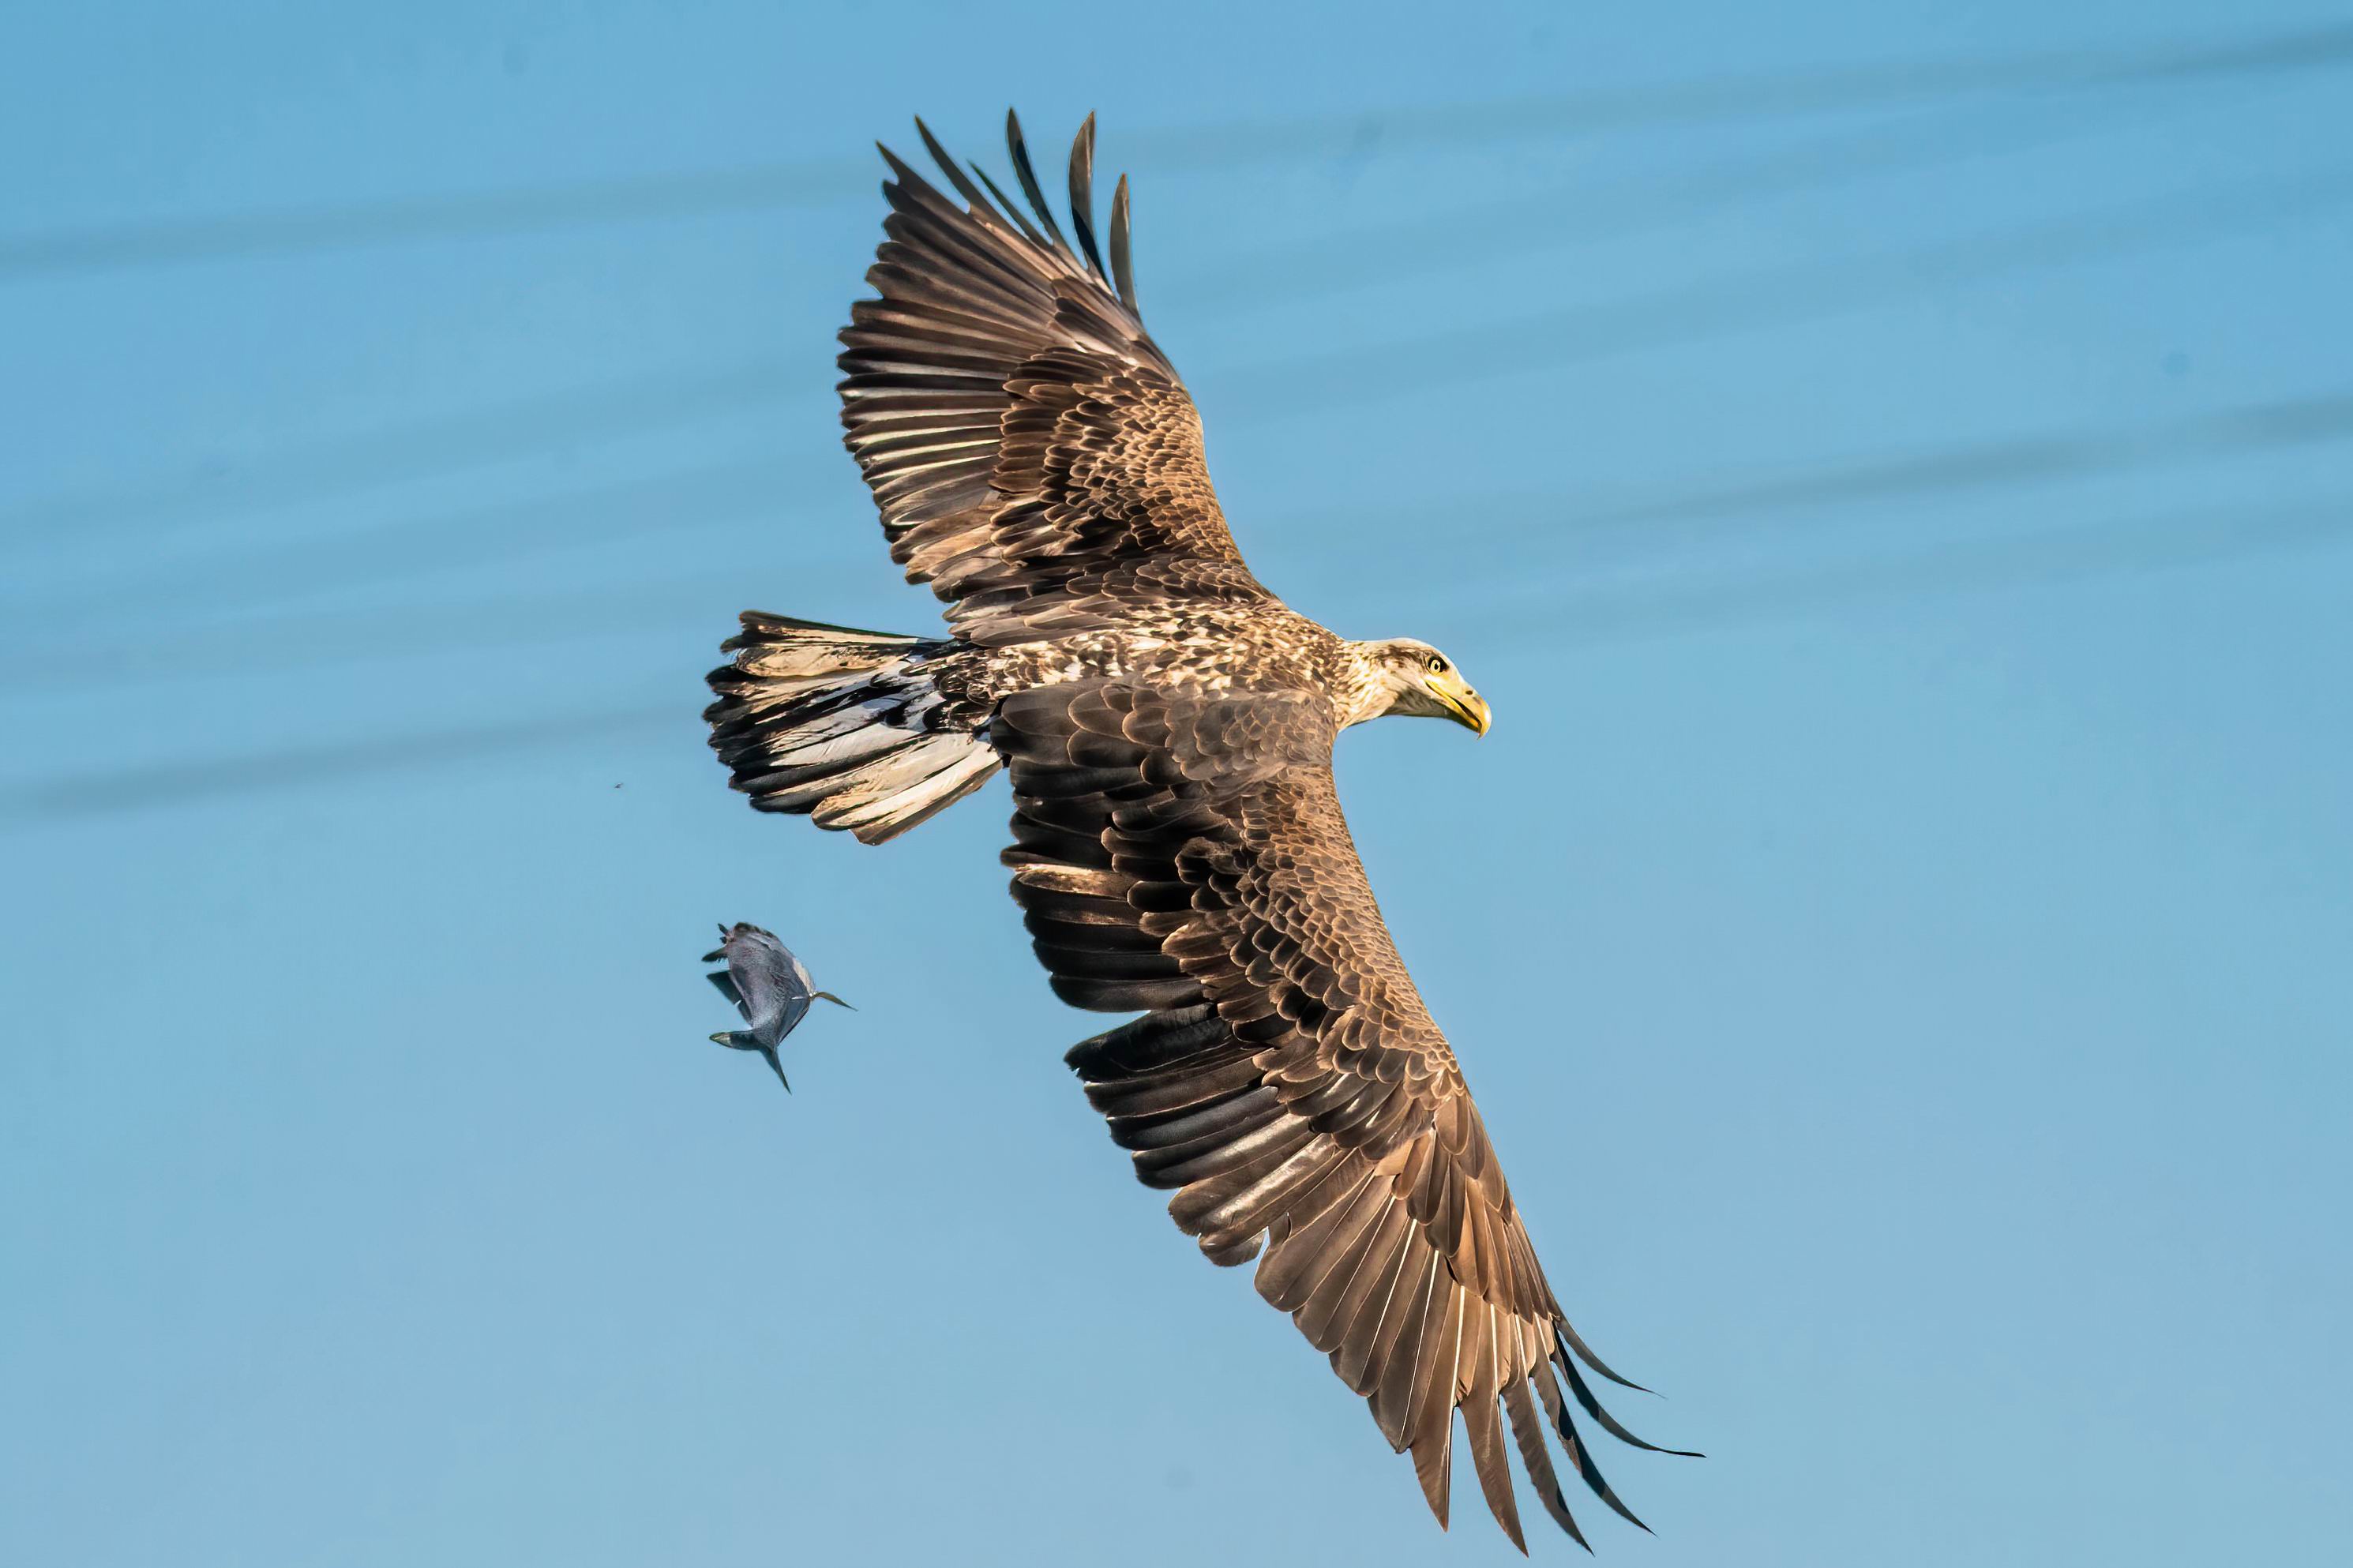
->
xmin=704 ymin=111 xmax=1691 ymax=1550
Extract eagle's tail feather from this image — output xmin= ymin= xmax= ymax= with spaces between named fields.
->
xmin=704 ymin=613 xmax=1000 ymax=845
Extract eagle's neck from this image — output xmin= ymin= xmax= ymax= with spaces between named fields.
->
xmin=1331 ymin=640 xmax=1406 ymax=730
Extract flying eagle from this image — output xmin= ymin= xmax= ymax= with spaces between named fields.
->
xmin=704 ymin=112 xmax=1691 ymax=1549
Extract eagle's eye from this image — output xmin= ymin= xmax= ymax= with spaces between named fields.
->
xmin=1425 ymin=653 xmax=1447 ymax=674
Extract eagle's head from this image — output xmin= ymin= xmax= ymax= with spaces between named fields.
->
xmin=1344 ymin=638 xmax=1492 ymax=736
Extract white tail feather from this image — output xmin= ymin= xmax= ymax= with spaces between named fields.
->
xmin=705 ymin=613 xmax=1000 ymax=845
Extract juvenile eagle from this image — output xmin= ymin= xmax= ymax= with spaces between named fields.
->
xmin=705 ymin=112 xmax=1690 ymax=1549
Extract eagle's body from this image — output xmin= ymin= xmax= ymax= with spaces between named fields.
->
xmin=882 ymin=608 xmax=1394 ymax=722
xmin=704 ymin=113 xmax=1689 ymax=1549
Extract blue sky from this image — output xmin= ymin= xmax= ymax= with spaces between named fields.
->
xmin=4 ymin=2 xmax=2349 ymax=1563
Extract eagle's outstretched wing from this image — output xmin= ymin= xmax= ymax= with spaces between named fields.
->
xmin=992 ymin=682 xmax=1694 ymax=1549
xmin=837 ymin=114 xmax=1263 ymax=646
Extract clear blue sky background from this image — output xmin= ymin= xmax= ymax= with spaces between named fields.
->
xmin=4 ymin=2 xmax=2348 ymax=1563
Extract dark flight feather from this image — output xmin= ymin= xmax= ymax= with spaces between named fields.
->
xmin=911 ymin=117 xmax=996 ymax=218
xmin=969 ymin=162 xmax=1049 ymax=247
xmin=1003 ymin=109 xmax=1067 ymax=250
xmin=1065 ymin=112 xmax=1106 ymax=281
xmin=1107 ymin=174 xmax=1137 ymax=313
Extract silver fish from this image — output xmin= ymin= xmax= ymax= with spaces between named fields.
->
xmin=701 ymin=922 xmax=851 ymax=1091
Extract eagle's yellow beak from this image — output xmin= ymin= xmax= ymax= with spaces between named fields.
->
xmin=1428 ymin=670 xmax=1492 ymax=737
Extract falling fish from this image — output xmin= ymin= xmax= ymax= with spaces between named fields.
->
xmin=702 ymin=922 xmax=851 ymax=1091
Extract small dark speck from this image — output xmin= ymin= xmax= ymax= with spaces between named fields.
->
xmin=502 ymin=41 xmax=532 ymax=76
xmin=1165 ymin=1464 xmax=1194 ymax=1490
xmin=2163 ymin=351 xmax=2190 ymax=377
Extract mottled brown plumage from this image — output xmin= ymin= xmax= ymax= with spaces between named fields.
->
xmin=703 ymin=111 xmax=1691 ymax=1548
